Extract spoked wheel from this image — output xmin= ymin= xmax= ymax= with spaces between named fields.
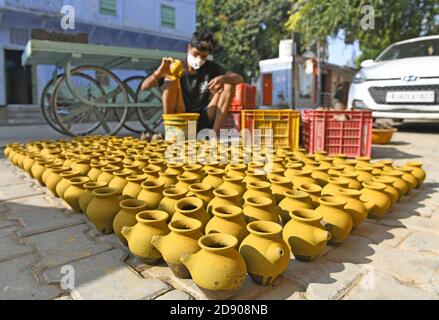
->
xmin=52 ymin=66 xmax=129 ymax=137
xmin=117 ymin=76 xmax=146 ymax=134
xmin=40 ymin=74 xmax=67 ymax=134
xmin=136 ymin=83 xmax=164 ymax=134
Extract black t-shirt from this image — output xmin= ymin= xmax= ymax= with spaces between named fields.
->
xmin=159 ymin=59 xmax=226 ymax=112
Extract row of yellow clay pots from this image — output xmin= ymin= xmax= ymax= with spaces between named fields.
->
xmin=3 ymin=138 xmax=427 ymax=292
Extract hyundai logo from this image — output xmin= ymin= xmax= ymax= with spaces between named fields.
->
xmin=402 ymin=75 xmax=419 ymax=82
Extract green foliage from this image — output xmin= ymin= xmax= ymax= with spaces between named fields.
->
xmin=197 ymin=0 xmax=293 ymax=80
xmin=286 ymin=0 xmax=438 ymax=66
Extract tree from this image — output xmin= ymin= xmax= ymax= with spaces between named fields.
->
xmin=286 ymin=0 xmax=438 ymax=66
xmin=197 ymin=0 xmax=292 ymax=80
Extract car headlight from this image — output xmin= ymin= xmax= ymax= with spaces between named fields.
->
xmin=352 ymin=70 xmax=368 ymax=84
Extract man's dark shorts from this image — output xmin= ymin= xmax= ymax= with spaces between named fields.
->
xmin=187 ymin=105 xmax=213 ymax=131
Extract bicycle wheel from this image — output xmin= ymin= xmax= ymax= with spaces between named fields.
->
xmin=117 ymin=76 xmax=146 ymax=133
xmin=53 ymin=66 xmax=129 ymax=137
xmin=136 ymin=82 xmax=164 ymax=134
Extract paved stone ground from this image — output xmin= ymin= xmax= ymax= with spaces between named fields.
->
xmin=0 ymin=130 xmax=439 ymax=300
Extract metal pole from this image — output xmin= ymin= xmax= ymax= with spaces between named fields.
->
xmin=291 ymin=31 xmax=296 ymax=110
xmin=316 ymin=41 xmax=321 ymax=107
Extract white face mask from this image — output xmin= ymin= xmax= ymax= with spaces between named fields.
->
xmin=187 ymin=53 xmax=206 ymax=70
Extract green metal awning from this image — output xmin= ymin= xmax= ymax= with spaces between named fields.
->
xmin=22 ymin=40 xmax=187 ymax=70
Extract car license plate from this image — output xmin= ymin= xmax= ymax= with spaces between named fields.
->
xmin=386 ymin=91 xmax=435 ymax=103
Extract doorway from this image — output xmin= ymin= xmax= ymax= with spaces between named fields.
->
xmin=262 ymin=73 xmax=272 ymax=106
xmin=5 ymin=49 xmax=33 ymax=104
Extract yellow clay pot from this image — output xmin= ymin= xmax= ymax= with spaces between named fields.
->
xmin=108 ymin=169 xmax=131 ymax=193
xmin=298 ymin=183 xmax=322 ymax=209
xmin=31 ymin=158 xmax=53 ymax=185
xmin=181 ymin=233 xmax=247 ymax=291
xmin=165 ymin=162 xmax=185 ymax=175
xmin=22 ymin=152 xmax=38 ymax=175
xmin=291 ymin=170 xmax=318 ymax=189
xmin=175 ymin=173 xmax=199 ymax=190
xmin=380 ymin=170 xmax=408 ymax=196
xmin=151 ymin=218 xmax=203 ymax=278
xmin=267 ymin=168 xmax=285 ymax=180
xmin=310 ymin=165 xmax=331 ymax=187
xmin=378 ymin=159 xmax=394 ymax=171
xmin=86 ymin=187 xmax=122 ymax=234
xmin=269 ymin=176 xmax=293 ymax=203
xmin=122 ymin=210 xmax=169 ymax=263
xmin=283 ymin=209 xmax=331 ymax=261
xmin=332 ymin=154 xmax=348 ymax=164
xmin=341 ymin=159 xmax=357 ymax=171
xmin=207 ymin=189 xmax=241 ymax=215
xmin=354 ymin=165 xmax=375 ymax=183
xmin=70 ymin=158 xmax=91 ymax=176
xmin=336 ymin=188 xmax=368 ymax=228
xmin=183 ymin=164 xmax=205 ymax=181
xmin=41 ymin=163 xmax=63 ymax=186
xmin=243 ymin=168 xmax=268 ymax=184
xmin=206 ymin=205 xmax=248 ymax=244
xmin=225 ymin=163 xmax=247 ymax=178
xmin=97 ymin=165 xmax=120 ymax=184
xmin=122 ymin=174 xmax=147 ymax=199
xmin=321 ymin=177 xmax=350 ymax=197
xmin=137 ymin=179 xmax=165 ymax=209
xmin=142 ymin=165 xmax=161 ymax=180
xmin=218 ymin=174 xmax=245 ymax=197
xmin=244 ymin=181 xmax=276 ymax=204
xmin=87 ymin=161 xmax=107 ymax=182
xmin=55 ymin=170 xmax=82 ymax=198
xmin=405 ymin=161 xmax=426 ymax=185
xmin=284 ymin=162 xmax=304 ymax=180
xmin=132 ymin=155 xmax=150 ymax=169
xmin=360 ymin=181 xmax=393 ymax=219
xmin=315 ymin=196 xmax=352 ymax=244
xmin=158 ymin=187 xmax=188 ymax=218
xmin=202 ymin=168 xmax=225 ymax=189
xmin=356 ymin=156 xmax=371 ymax=166
xmin=113 ymin=199 xmax=148 ymax=244
xmin=172 ymin=197 xmax=210 ymax=229
xmin=45 ymin=166 xmax=71 ymax=196
xmin=369 ymin=162 xmax=385 ymax=175
xmin=243 ymin=196 xmax=282 ymax=224
xmin=186 ymin=183 xmax=212 ymax=207
xmin=158 ymin=171 xmax=179 ymax=188
xmin=239 ymin=221 xmax=290 ymax=285
xmin=149 ymin=158 xmax=166 ymax=172
xmin=278 ymin=190 xmax=313 ymax=224
xmin=79 ymin=181 xmax=107 ymax=214
xmin=372 ymin=176 xmax=400 ymax=204
xmin=337 ymin=171 xmax=362 ymax=190
xmin=64 ymin=176 xmax=90 ymax=213
xmin=393 ymin=166 xmax=418 ymax=192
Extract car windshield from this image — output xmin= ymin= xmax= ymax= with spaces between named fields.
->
xmin=377 ymin=38 xmax=439 ymax=61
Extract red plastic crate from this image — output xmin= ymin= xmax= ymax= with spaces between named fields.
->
xmin=230 ymin=83 xmax=256 ymax=111
xmin=221 ymin=111 xmax=241 ymax=130
xmin=301 ymin=110 xmax=372 ymax=157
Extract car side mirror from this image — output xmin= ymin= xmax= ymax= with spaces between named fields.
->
xmin=360 ymin=59 xmax=375 ymax=68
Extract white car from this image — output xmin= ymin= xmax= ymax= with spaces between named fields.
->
xmin=348 ymin=35 xmax=439 ymax=120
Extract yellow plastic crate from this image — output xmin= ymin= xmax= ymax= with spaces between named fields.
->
xmin=241 ymin=110 xmax=300 ymax=150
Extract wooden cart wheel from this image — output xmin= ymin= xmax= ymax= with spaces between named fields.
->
xmin=52 ymin=66 xmax=129 ymax=137
xmin=40 ymin=74 xmax=66 ymax=134
xmin=135 ymin=77 xmax=164 ymax=134
xmin=116 ymin=76 xmax=146 ymax=134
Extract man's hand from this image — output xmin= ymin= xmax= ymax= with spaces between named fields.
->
xmin=208 ymin=75 xmax=226 ymax=94
xmin=155 ymin=57 xmax=174 ymax=78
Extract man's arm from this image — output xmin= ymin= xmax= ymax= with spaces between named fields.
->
xmin=208 ymin=71 xmax=244 ymax=93
xmin=223 ymin=71 xmax=244 ymax=85
xmin=140 ymin=57 xmax=174 ymax=91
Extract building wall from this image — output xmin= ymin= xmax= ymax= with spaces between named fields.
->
xmin=0 ymin=0 xmax=196 ymax=106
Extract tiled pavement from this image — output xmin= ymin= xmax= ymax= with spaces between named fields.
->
xmin=0 ymin=131 xmax=439 ymax=300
